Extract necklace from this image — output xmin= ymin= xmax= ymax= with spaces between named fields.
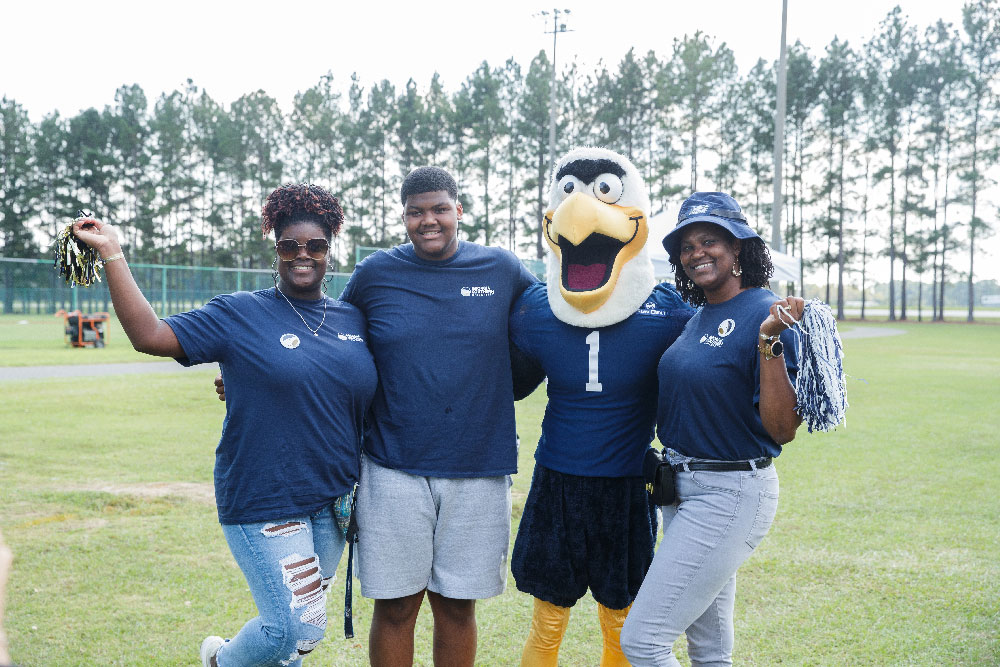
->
xmin=275 ymin=286 xmax=327 ymax=336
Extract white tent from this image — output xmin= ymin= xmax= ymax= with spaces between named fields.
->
xmin=646 ymin=212 xmax=800 ymax=285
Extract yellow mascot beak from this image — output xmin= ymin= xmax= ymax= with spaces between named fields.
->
xmin=544 ymin=192 xmax=648 ymax=313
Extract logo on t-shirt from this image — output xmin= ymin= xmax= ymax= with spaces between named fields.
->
xmin=638 ymin=300 xmax=667 ymax=317
xmin=280 ymin=333 xmax=300 ymax=349
xmin=460 ymin=286 xmax=495 ymax=296
xmin=700 ymin=318 xmax=736 ymax=348
xmin=699 ymin=333 xmax=724 ymax=347
xmin=337 ymin=332 xmax=365 ymax=343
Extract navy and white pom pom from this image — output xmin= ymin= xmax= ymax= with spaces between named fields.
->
xmin=782 ymin=299 xmax=848 ymax=432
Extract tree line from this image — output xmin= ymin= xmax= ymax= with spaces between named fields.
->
xmin=1 ymin=1 xmax=997 ymax=320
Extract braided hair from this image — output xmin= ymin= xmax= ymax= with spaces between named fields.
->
xmin=261 ymin=183 xmax=344 ymax=240
xmin=672 ymin=234 xmax=775 ymax=307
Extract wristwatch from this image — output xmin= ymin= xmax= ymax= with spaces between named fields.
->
xmin=759 ymin=333 xmax=783 ymax=360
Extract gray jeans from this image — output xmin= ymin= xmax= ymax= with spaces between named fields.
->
xmin=621 ymin=451 xmax=779 ymax=666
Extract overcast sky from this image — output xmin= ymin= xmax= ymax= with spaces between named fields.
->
xmin=6 ymin=0 xmax=968 ymax=121
xmin=5 ymin=0 xmax=994 ymax=283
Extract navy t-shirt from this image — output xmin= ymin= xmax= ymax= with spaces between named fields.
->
xmin=656 ymin=288 xmax=799 ymax=461
xmin=511 ymin=282 xmax=694 ymax=477
xmin=340 ymin=241 xmax=537 ymax=477
xmin=164 ymin=289 xmax=378 ymax=524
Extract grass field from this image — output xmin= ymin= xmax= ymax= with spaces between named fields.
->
xmin=0 ymin=315 xmax=152 ymax=366
xmin=1 ymin=317 xmax=998 ymax=665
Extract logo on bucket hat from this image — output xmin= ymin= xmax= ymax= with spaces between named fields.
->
xmin=662 ymin=192 xmax=761 ymax=263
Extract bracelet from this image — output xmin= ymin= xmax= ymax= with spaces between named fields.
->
xmin=102 ymin=252 xmax=125 ymax=263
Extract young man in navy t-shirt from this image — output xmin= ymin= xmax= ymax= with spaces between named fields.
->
xmin=339 ymin=167 xmax=536 ymax=666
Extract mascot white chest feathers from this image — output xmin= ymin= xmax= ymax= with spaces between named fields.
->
xmin=544 ymin=147 xmax=656 ymax=329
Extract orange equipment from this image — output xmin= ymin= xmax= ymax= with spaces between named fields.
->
xmin=55 ymin=309 xmax=110 ymax=348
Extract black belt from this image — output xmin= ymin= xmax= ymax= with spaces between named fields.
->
xmin=673 ymin=457 xmax=772 ymax=472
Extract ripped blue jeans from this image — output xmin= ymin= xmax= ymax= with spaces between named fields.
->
xmin=215 ymin=503 xmax=346 ymax=666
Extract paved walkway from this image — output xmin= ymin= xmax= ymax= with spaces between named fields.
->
xmin=842 ymin=307 xmax=998 ymax=318
xmin=839 ymin=326 xmax=906 ymax=339
xmin=0 ymin=361 xmax=216 ymax=381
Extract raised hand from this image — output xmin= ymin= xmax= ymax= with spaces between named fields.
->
xmin=761 ymin=296 xmax=805 ymax=337
xmin=72 ymin=217 xmax=122 ymax=259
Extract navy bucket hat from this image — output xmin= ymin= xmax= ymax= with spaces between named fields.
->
xmin=661 ymin=192 xmax=761 ymax=264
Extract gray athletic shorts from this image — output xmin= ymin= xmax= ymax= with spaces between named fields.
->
xmin=356 ymin=455 xmax=511 ymax=600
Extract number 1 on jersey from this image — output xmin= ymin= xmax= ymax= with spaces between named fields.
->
xmin=585 ymin=330 xmax=602 ymax=392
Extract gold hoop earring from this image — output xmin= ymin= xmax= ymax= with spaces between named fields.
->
xmin=731 ymin=261 xmax=742 ymax=277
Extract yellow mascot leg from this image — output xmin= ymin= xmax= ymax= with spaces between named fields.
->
xmin=520 ymin=597 xmax=571 ymax=667
xmin=597 ymin=602 xmax=632 ymax=667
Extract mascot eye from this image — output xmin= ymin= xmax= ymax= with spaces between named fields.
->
xmin=557 ymin=175 xmax=585 ymax=199
xmin=592 ymin=173 xmax=624 ymax=204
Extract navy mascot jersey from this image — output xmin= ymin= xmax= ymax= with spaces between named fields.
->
xmin=656 ymin=287 xmax=799 ymax=461
xmin=511 ymin=282 xmax=693 ymax=477
xmin=340 ymin=241 xmax=537 ymax=477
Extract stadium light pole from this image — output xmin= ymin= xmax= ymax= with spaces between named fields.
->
xmin=539 ymin=8 xmax=572 ymax=177
xmin=771 ymin=0 xmax=788 ymax=255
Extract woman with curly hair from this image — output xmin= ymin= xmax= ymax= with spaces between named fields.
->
xmin=72 ymin=184 xmax=377 ymax=667
xmin=620 ymin=192 xmax=804 ymax=666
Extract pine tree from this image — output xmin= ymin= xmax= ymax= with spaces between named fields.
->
xmin=229 ymin=90 xmax=285 ymax=266
xmin=190 ymin=90 xmax=235 ymax=266
xmin=33 ymin=112 xmax=72 ymax=251
xmin=394 ymin=78 xmax=427 ymax=177
xmin=742 ymin=59 xmax=776 ymax=223
xmin=784 ymin=42 xmax=818 ymax=287
xmin=462 ymin=62 xmax=505 ymax=245
xmin=866 ymin=8 xmax=919 ymax=320
xmin=668 ymin=32 xmax=737 ymax=191
xmin=518 ymin=52 xmax=555 ymax=258
xmin=919 ymin=20 xmax=963 ymax=321
xmin=64 ymin=107 xmax=116 ymax=242
xmin=290 ymin=72 xmax=342 ymax=184
xmin=958 ymin=0 xmax=1000 ymax=321
xmin=108 ymin=84 xmax=152 ymax=259
xmin=497 ymin=58 xmax=525 ymax=252
xmin=419 ymin=73 xmax=454 ymax=167
xmin=0 ymin=98 xmax=40 ymax=256
xmin=816 ymin=38 xmax=860 ymax=318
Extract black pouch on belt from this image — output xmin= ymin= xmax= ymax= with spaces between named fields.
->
xmin=642 ymin=447 xmax=676 ymax=505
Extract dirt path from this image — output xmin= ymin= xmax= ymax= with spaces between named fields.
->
xmin=77 ymin=481 xmax=216 ymax=504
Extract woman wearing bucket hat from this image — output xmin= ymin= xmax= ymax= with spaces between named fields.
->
xmin=620 ymin=192 xmax=804 ymax=666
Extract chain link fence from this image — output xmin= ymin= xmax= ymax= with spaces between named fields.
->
xmin=2 ymin=251 xmax=548 ymax=318
xmin=0 ymin=257 xmax=353 ymax=317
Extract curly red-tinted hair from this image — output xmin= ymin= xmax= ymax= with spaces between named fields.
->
xmin=261 ymin=183 xmax=344 ymax=240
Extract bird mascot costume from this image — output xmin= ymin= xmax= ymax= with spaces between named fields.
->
xmin=510 ymin=147 xmax=694 ymax=666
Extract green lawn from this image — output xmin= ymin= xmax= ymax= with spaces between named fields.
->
xmin=0 ymin=314 xmax=155 ymax=366
xmin=1 ymin=321 xmax=998 ymax=665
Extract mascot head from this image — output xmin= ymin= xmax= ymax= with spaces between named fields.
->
xmin=544 ymin=147 xmax=656 ymax=328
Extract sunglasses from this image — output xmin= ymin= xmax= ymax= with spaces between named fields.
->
xmin=275 ymin=238 xmax=330 ymax=261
